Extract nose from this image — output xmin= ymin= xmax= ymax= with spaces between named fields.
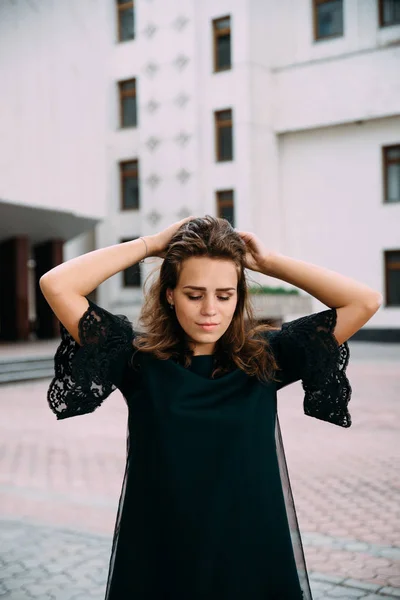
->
xmin=200 ymin=296 xmax=217 ymax=315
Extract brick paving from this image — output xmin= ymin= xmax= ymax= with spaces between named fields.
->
xmin=0 ymin=340 xmax=399 ymax=599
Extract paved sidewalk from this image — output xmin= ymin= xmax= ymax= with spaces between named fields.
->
xmin=0 ymin=518 xmax=399 ymax=600
xmin=0 ymin=340 xmax=399 ymax=599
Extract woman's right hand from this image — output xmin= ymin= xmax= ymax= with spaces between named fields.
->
xmin=147 ymin=216 xmax=196 ymax=258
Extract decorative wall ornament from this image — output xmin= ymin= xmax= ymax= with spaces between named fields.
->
xmin=144 ymin=62 xmax=159 ymax=77
xmin=175 ymin=132 xmax=191 ymax=147
xmin=173 ymin=16 xmax=189 ymax=31
xmin=176 ymin=168 xmax=191 ymax=184
xmin=146 ymin=174 xmax=161 ymax=189
xmin=174 ymin=93 xmax=190 ymax=108
xmin=145 ymin=137 xmax=161 ymax=152
xmin=145 ymin=99 xmax=160 ymax=113
xmin=173 ymin=54 xmax=190 ymax=71
xmin=143 ymin=23 xmax=157 ymax=38
xmin=177 ymin=207 xmax=192 ymax=219
xmin=146 ymin=210 xmax=162 ymax=226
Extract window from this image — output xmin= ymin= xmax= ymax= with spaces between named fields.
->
xmin=213 ymin=16 xmax=231 ymax=72
xmin=383 ymin=145 xmax=400 ymax=203
xmin=216 ymin=190 xmax=235 ymax=226
xmin=120 ymin=160 xmax=139 ymax=209
xmin=117 ymin=0 xmax=134 ymax=42
xmin=385 ymin=250 xmax=400 ymax=306
xmin=118 ymin=78 xmax=137 ymax=128
xmin=215 ymin=109 xmax=233 ymax=162
xmin=380 ymin=0 xmax=400 ymax=26
xmin=313 ymin=0 xmax=343 ymax=40
xmin=121 ymin=238 xmax=142 ymax=288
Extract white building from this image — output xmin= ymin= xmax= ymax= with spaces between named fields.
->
xmin=0 ymin=0 xmax=399 ymax=342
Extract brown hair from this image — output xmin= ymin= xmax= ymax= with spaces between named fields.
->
xmin=133 ymin=215 xmax=280 ymax=383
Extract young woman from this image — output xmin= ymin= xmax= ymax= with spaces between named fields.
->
xmin=40 ymin=215 xmax=382 ymax=600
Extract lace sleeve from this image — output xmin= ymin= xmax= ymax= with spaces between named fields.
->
xmin=268 ymin=307 xmax=352 ymax=428
xmin=47 ymin=299 xmax=136 ymax=420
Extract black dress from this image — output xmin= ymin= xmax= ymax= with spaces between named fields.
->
xmin=47 ymin=299 xmax=352 ymax=600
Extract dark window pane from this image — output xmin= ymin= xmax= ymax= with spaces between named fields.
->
xmin=220 ymin=204 xmax=234 ymax=226
xmin=215 ymin=17 xmax=230 ymax=30
xmin=385 ymin=147 xmax=400 ymax=202
xmin=218 ymin=191 xmax=233 ymax=202
xmin=120 ymin=80 xmax=136 ymax=92
xmin=119 ymin=6 xmax=134 ymax=41
xmin=316 ymin=1 xmax=343 ymax=38
xmin=217 ymin=191 xmax=235 ymax=226
xmin=216 ymin=110 xmax=231 ymax=122
xmin=122 ymin=176 xmax=139 ymax=209
xmin=387 ymin=163 xmax=400 ymax=202
xmin=387 ymin=146 xmax=400 ymax=160
xmin=121 ymin=238 xmax=142 ymax=287
xmin=121 ymin=161 xmax=137 ymax=174
xmin=219 ymin=126 xmax=233 ymax=160
xmin=122 ymin=95 xmax=137 ymax=127
xmin=387 ymin=251 xmax=400 ymax=265
xmin=216 ymin=34 xmax=231 ymax=69
xmin=387 ymin=251 xmax=400 ymax=306
xmin=124 ymin=263 xmax=141 ymax=287
xmin=382 ymin=0 xmax=400 ymax=25
xmin=387 ymin=267 xmax=400 ymax=305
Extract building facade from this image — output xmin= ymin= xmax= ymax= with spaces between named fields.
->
xmin=0 ymin=0 xmax=399 ymax=341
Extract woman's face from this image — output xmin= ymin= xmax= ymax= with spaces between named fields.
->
xmin=166 ymin=256 xmax=239 ymax=355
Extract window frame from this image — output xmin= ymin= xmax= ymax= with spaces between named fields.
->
xmin=313 ymin=0 xmax=344 ymax=41
xmin=120 ymin=159 xmax=139 ymax=210
xmin=120 ymin=237 xmax=142 ymax=288
xmin=212 ymin=15 xmax=231 ymax=73
xmin=382 ymin=144 xmax=400 ymax=204
xmin=216 ymin=189 xmax=235 ymax=226
xmin=215 ymin=109 xmax=233 ymax=162
xmin=118 ymin=78 xmax=137 ymax=128
xmin=384 ymin=249 xmax=400 ymax=307
xmin=379 ymin=0 xmax=400 ymax=27
xmin=117 ymin=0 xmax=135 ymax=43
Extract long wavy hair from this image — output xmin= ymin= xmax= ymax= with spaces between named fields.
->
xmin=133 ymin=216 xmax=280 ymax=383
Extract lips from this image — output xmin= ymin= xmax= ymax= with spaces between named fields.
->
xmin=197 ymin=323 xmax=219 ymax=331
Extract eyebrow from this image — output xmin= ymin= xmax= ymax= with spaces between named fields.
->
xmin=183 ymin=286 xmax=236 ymax=292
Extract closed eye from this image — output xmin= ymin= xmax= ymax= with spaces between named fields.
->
xmin=188 ymin=295 xmax=230 ymax=301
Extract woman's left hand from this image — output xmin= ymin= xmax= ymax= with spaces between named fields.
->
xmin=235 ymin=230 xmax=274 ymax=274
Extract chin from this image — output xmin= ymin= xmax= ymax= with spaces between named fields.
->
xmin=191 ymin=333 xmax=218 ymax=341
xmin=189 ymin=331 xmax=219 ymax=342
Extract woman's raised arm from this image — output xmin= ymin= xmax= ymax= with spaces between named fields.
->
xmin=39 ymin=215 xmax=194 ymax=344
xmin=39 ymin=236 xmax=158 ymax=344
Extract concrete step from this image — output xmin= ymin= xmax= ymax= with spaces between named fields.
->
xmin=0 ymin=356 xmax=54 ymax=384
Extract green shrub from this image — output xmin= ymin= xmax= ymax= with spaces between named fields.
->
xmin=248 ymin=286 xmax=299 ymax=295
